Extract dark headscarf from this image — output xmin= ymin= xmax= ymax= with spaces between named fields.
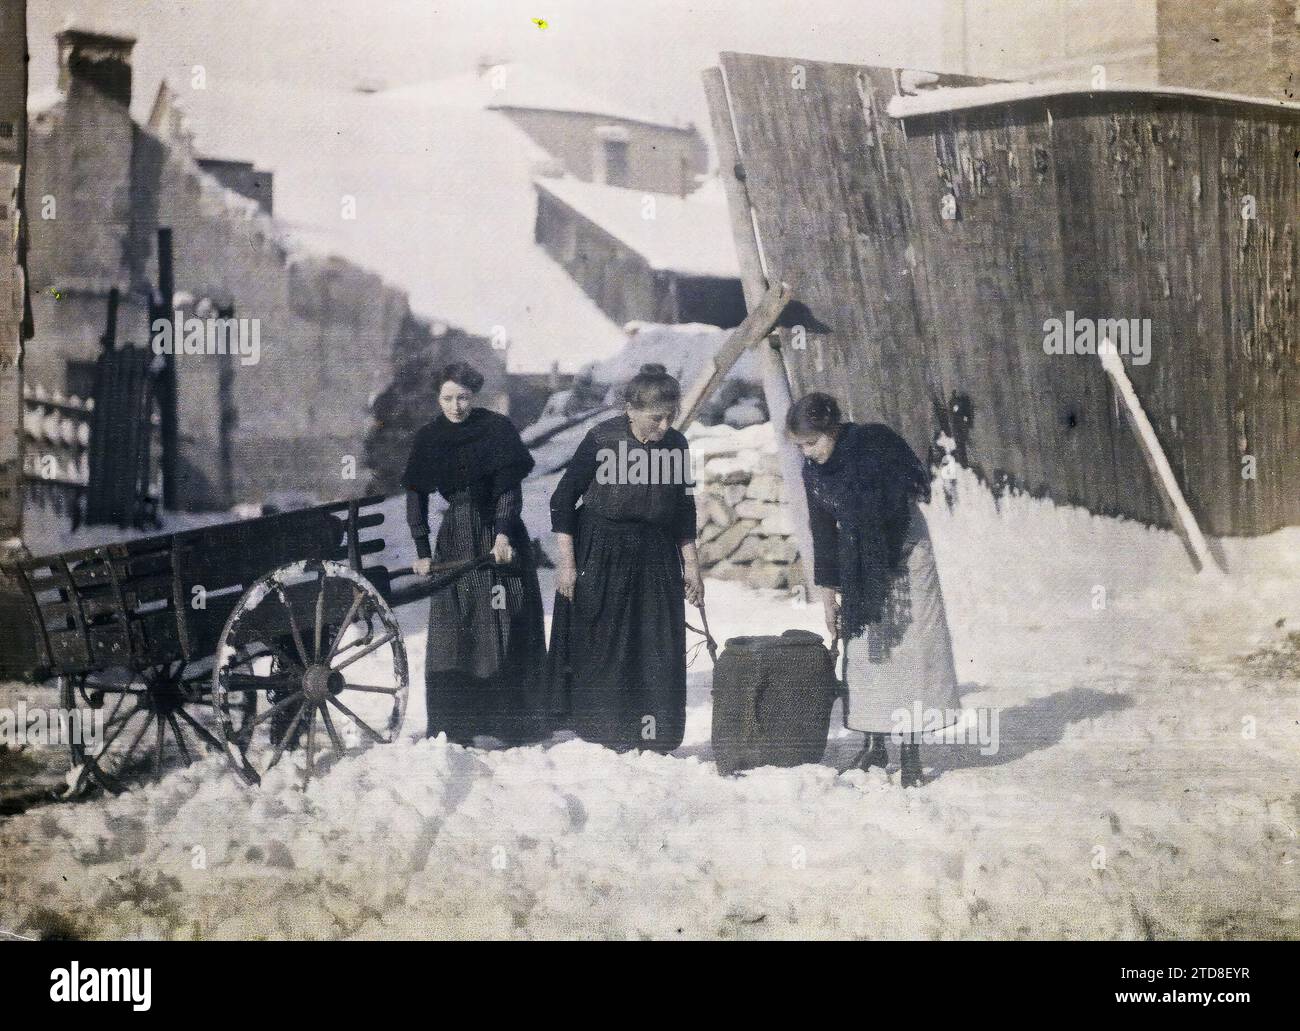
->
xmin=802 ymin=422 xmax=930 ymax=639
xmin=401 ymin=408 xmax=534 ymax=501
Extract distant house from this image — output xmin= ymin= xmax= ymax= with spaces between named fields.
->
xmin=485 ymin=62 xmax=708 ymax=195
xmin=147 ymin=81 xmax=274 ymax=214
xmin=534 ymin=176 xmax=745 ymax=329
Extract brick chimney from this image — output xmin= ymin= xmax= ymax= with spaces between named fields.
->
xmin=56 ymin=27 xmax=137 ymax=108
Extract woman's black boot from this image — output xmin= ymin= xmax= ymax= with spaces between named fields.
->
xmin=899 ymin=737 xmax=923 ymax=787
xmin=854 ymin=732 xmax=890 ymax=772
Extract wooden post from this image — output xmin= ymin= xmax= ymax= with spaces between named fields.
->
xmin=216 ymin=302 xmax=236 ymax=508
xmin=1098 ymin=340 xmax=1221 ymax=574
xmin=154 ymin=227 xmax=178 ymax=511
xmin=702 ymin=65 xmax=817 ymax=590
xmin=99 ymin=286 xmax=119 ymax=353
xmin=675 ymin=280 xmax=790 ymax=429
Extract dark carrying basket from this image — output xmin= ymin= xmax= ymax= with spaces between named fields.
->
xmin=710 ymin=628 xmax=838 ymax=775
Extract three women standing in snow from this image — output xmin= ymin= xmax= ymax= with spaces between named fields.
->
xmin=403 ymin=365 xmax=954 ymax=785
xmin=401 ymin=362 xmax=550 ymax=746
xmin=787 ymin=392 xmax=960 ymax=786
xmin=546 ymin=363 xmax=704 ymax=753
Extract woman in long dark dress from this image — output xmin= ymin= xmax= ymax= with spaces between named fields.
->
xmin=787 ymin=392 xmax=960 ymax=787
xmin=546 ymin=363 xmax=704 ymax=754
xmin=401 ymin=362 xmax=549 ymax=746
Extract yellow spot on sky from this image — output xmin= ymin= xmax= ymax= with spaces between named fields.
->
xmin=532 ymin=18 xmax=548 ymax=29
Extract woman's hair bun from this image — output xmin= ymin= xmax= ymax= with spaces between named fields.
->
xmin=438 ymin=361 xmax=484 ymax=393
xmin=624 ymin=363 xmax=682 ymax=409
xmin=786 ymin=391 xmax=843 ymax=435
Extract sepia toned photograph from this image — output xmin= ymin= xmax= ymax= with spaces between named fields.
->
xmin=0 ymin=0 xmax=1296 ymax=957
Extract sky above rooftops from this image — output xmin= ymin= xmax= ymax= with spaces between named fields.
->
xmin=25 ymin=1 xmax=950 ymax=371
xmin=30 ymin=0 xmax=949 ymax=145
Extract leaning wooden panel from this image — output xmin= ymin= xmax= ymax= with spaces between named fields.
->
xmin=717 ymin=52 xmax=1299 ymax=536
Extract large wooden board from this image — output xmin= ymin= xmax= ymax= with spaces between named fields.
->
xmin=716 ymin=53 xmax=1298 ymax=535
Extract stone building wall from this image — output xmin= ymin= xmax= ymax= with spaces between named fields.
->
xmin=0 ymin=0 xmax=25 ymax=545
xmin=1156 ymin=0 xmax=1298 ymax=102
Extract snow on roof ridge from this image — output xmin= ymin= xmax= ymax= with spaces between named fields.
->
xmin=376 ymin=63 xmax=687 ymax=131
xmin=887 ymin=79 xmax=1300 ymax=119
xmin=480 ymin=62 xmax=688 ymax=130
xmin=56 ymin=19 xmax=137 ymax=44
xmin=27 ymin=87 xmax=65 ymax=117
xmin=625 ymin=320 xmax=732 ymax=335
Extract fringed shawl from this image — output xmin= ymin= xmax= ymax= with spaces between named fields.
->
xmin=401 ymin=408 xmax=534 ymax=501
xmin=802 ymin=423 xmax=930 ymax=639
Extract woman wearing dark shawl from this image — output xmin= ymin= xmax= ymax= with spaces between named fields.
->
xmin=787 ymin=392 xmax=960 ymax=787
xmin=546 ymin=363 xmax=703 ymax=754
xmin=401 ymin=362 xmax=549 ymax=746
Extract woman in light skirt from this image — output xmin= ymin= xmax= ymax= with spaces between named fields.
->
xmin=787 ymin=392 xmax=960 ymax=786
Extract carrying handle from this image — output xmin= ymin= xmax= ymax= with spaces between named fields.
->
xmin=390 ymin=553 xmax=525 ymax=592
xmin=685 ymin=597 xmax=719 ymax=664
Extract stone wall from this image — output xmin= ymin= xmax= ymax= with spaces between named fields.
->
xmin=686 ymin=420 xmax=804 ymax=592
xmin=0 ymin=0 xmax=26 ymax=545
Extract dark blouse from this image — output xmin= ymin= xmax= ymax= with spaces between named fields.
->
xmin=801 ymin=422 xmax=929 ymax=634
xmin=550 ymin=415 xmax=697 ymax=544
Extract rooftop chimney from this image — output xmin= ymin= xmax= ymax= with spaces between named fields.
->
xmin=56 ymin=27 xmax=137 ymax=108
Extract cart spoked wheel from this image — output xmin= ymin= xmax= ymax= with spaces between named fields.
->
xmin=59 ymin=659 xmax=256 ymax=795
xmin=211 ymin=559 xmax=408 ymax=788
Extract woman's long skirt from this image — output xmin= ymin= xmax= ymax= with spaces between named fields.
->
xmin=424 ymin=493 xmax=549 ymax=745
xmin=546 ymin=511 xmax=687 ymax=754
xmin=842 ymin=504 xmax=961 ymax=735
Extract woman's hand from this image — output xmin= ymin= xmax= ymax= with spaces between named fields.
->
xmin=680 ymin=541 xmax=704 ymax=607
xmin=556 ymin=561 xmax=577 ymax=601
xmin=554 ymin=532 xmax=578 ymax=601
xmin=491 ymin=533 xmax=514 ymax=565
xmin=684 ymin=567 xmax=705 ymax=607
xmin=822 ymin=588 xmax=841 ymax=642
xmin=412 ymin=557 xmax=432 ymax=576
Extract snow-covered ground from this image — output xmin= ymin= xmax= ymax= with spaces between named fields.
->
xmin=1 ymin=468 xmax=1297 ymax=940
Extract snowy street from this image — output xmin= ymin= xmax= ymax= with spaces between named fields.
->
xmin=1 ymin=469 xmax=1297 ymax=940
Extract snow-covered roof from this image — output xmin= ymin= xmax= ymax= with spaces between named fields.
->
xmin=55 ymin=22 xmax=137 ymax=47
xmin=27 ymin=87 xmax=65 ymax=116
xmin=135 ymin=78 xmax=625 ymax=373
xmin=481 ymin=62 xmax=689 ymax=131
xmin=590 ymin=321 xmax=757 ymax=384
xmin=535 ymin=176 xmax=740 ymax=279
xmin=887 ymin=79 xmax=1300 ymax=119
xmin=378 ymin=63 xmax=688 ymax=132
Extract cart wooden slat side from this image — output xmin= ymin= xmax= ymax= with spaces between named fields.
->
xmin=1 ymin=495 xmax=390 ymax=680
xmin=0 ymin=495 xmax=410 ymax=794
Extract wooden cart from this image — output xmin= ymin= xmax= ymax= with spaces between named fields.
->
xmin=0 ymin=495 xmax=496 ymax=793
